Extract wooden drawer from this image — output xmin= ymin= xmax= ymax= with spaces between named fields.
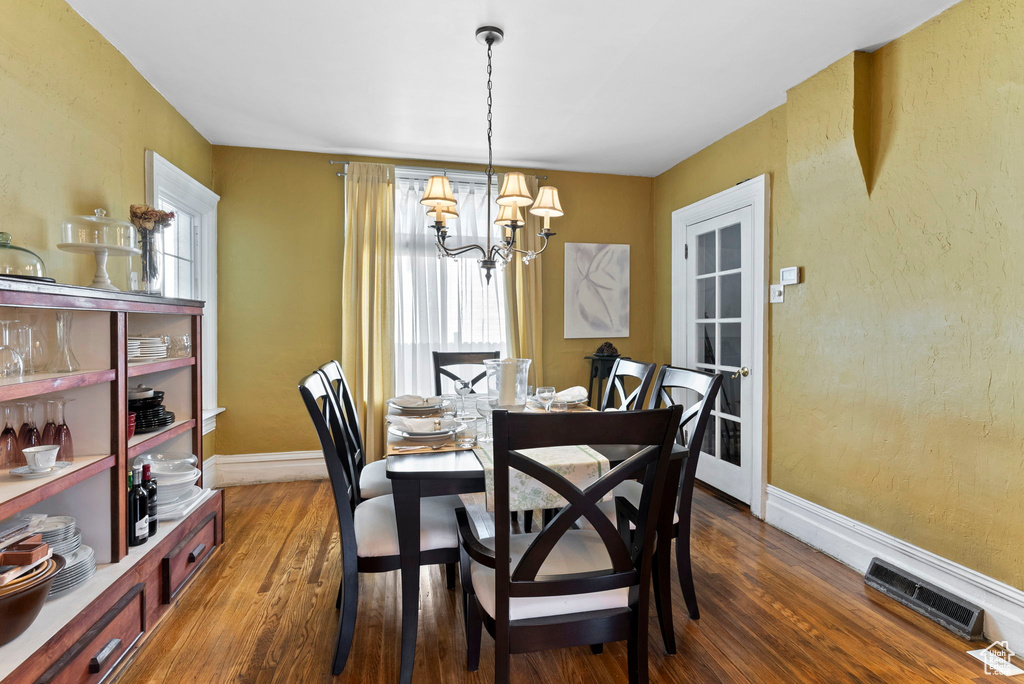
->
xmin=36 ymin=584 xmax=145 ymax=684
xmin=161 ymin=511 xmax=216 ymax=603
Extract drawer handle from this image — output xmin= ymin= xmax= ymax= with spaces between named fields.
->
xmin=89 ymin=638 xmax=121 ymax=674
xmin=188 ymin=543 xmax=207 ymax=563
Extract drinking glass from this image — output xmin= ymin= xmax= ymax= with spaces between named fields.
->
xmin=17 ymin=402 xmax=39 ymax=451
xmin=455 ymin=417 xmax=477 ymax=448
xmin=169 ymin=334 xmax=192 ymax=358
xmin=441 ymin=394 xmax=457 ymax=419
xmin=0 ymin=320 xmax=25 ymax=380
xmin=476 ymin=396 xmax=496 ymax=443
xmin=536 ymin=386 xmax=556 ymax=412
xmin=13 ymin=323 xmax=48 ymax=375
xmin=550 ymin=400 xmax=569 ymax=413
xmin=0 ymin=404 xmax=23 ymax=468
xmin=56 ymin=398 xmax=74 ymax=462
xmin=455 ymin=380 xmax=472 ymax=415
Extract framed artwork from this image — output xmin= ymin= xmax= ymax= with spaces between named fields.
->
xmin=564 ymin=242 xmax=630 ymax=339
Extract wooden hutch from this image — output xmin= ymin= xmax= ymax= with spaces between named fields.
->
xmin=0 ymin=280 xmax=224 ymax=683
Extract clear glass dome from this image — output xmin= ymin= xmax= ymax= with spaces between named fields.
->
xmin=0 ymin=233 xmax=47 ymax=278
xmin=61 ymin=209 xmax=137 ymax=249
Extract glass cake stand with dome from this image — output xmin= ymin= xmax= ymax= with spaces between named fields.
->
xmin=58 ymin=209 xmax=140 ymax=290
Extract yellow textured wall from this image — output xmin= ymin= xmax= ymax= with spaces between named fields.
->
xmin=0 ymin=0 xmax=213 ymax=288
xmin=654 ymin=0 xmax=1024 ymax=588
xmin=212 ymin=146 xmax=654 ymax=455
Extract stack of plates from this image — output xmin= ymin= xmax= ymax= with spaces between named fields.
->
xmin=387 ymin=395 xmax=446 ymax=415
xmin=133 ymin=407 xmax=175 ymax=433
xmin=135 ymin=454 xmax=207 ymax=521
xmin=47 ymin=545 xmax=95 ymax=600
xmin=49 ymin=528 xmax=82 ymax=557
xmin=36 ymin=516 xmax=76 ymax=545
xmin=128 ymin=336 xmax=168 ymax=362
xmin=157 ymin=486 xmax=205 ymax=521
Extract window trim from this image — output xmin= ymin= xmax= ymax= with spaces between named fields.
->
xmin=145 ymin=150 xmax=222 ymax=432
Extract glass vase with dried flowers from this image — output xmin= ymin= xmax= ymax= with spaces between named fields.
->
xmin=129 ymin=204 xmax=175 ymax=295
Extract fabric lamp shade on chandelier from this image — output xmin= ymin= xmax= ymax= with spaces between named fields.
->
xmin=420 ymin=26 xmax=564 ymax=283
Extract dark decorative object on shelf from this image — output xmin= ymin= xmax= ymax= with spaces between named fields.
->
xmin=594 ymin=341 xmax=619 ymax=357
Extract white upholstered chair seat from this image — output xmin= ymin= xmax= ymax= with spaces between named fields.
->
xmin=580 ymin=480 xmax=679 ymax=531
xmin=358 ymin=459 xmax=392 ymax=498
xmin=354 ymin=494 xmax=462 ymax=558
xmin=470 ymin=530 xmax=630 ymax=621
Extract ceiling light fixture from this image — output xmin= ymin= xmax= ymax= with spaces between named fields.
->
xmin=420 ymin=26 xmax=563 ymax=284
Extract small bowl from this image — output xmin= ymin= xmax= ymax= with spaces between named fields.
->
xmin=21 ymin=445 xmax=60 ymax=472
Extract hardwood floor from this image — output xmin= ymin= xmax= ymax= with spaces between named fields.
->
xmin=115 ymin=480 xmax=1014 ymax=683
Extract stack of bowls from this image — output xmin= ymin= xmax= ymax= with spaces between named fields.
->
xmin=135 ymin=453 xmax=203 ymax=521
xmin=128 ymin=385 xmax=175 ymax=434
xmin=0 ymin=553 xmax=65 ymax=645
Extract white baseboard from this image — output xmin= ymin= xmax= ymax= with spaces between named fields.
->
xmin=765 ymin=485 xmax=1024 ymax=652
xmin=212 ymin=450 xmax=327 ymax=487
xmin=202 ymin=454 xmax=218 ymax=489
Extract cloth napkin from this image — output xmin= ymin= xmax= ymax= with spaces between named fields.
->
xmin=389 ymin=394 xmax=442 ymax=408
xmin=555 ymin=386 xmax=588 ymax=403
xmin=473 ymin=443 xmax=610 ymax=512
xmin=388 ymin=416 xmax=457 ymax=433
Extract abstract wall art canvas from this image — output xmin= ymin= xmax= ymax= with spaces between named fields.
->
xmin=564 ymin=242 xmax=630 ymax=339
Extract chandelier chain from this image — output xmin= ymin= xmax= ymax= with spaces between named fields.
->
xmin=486 ymin=39 xmax=494 ymax=178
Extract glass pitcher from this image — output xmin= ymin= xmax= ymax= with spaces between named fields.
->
xmin=483 ymin=358 xmax=532 ymax=410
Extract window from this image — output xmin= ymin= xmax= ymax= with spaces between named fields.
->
xmin=393 ymin=168 xmax=508 ymax=396
xmin=145 ymin=151 xmax=222 ymax=432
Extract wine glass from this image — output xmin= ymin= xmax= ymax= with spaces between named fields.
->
xmin=56 ymin=397 xmax=74 ymax=462
xmin=455 ymin=380 xmax=472 ymax=416
xmin=536 ymin=386 xmax=556 ymax=412
xmin=0 ymin=404 xmax=22 ymax=468
xmin=41 ymin=400 xmax=58 ymax=446
xmin=0 ymin=320 xmax=24 ymax=380
xmin=476 ymin=396 xmax=495 ymax=443
xmin=17 ymin=401 xmax=39 ymax=451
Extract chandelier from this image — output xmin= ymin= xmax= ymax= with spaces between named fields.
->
xmin=419 ymin=26 xmax=564 ymax=284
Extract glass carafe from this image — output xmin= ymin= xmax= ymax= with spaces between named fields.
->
xmin=483 ymin=358 xmax=532 ymax=409
xmin=41 ymin=400 xmax=58 ymax=446
xmin=55 ymin=398 xmax=74 ymax=462
xmin=17 ymin=401 xmax=39 ymax=452
xmin=0 ymin=404 xmax=23 ymax=468
xmin=48 ymin=311 xmax=79 ymax=373
xmin=0 ymin=320 xmax=24 ymax=380
xmin=15 ymin=309 xmax=50 ymax=374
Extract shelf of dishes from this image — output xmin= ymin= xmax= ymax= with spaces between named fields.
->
xmin=0 ymin=454 xmax=114 ymax=522
xmin=126 ymin=334 xmax=192 ymax=363
xmin=0 ymin=487 xmax=216 ymax=671
xmin=127 ymin=356 xmax=195 ymax=377
xmin=127 ymin=420 xmax=195 ymax=458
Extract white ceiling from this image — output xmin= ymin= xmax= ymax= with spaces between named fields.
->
xmin=67 ymin=0 xmax=961 ymax=177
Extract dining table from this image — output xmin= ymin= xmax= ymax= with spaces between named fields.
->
xmin=385 ymin=403 xmax=684 ymax=684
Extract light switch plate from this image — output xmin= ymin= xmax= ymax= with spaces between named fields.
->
xmin=769 ymin=284 xmax=785 ymax=303
xmin=780 ymin=266 xmax=801 ymax=285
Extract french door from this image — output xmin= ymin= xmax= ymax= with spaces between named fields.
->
xmin=680 ymin=206 xmax=755 ymax=504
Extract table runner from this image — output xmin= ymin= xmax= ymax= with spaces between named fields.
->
xmin=473 ymin=443 xmax=610 ymax=512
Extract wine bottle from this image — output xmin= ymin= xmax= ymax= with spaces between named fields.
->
xmin=142 ymin=464 xmax=158 ymax=536
xmin=128 ymin=466 xmax=149 ymax=546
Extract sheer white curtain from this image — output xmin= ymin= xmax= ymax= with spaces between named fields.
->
xmin=394 ymin=172 xmax=508 ymax=397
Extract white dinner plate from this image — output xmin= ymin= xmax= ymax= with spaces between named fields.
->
xmin=387 ymin=426 xmax=457 ymax=442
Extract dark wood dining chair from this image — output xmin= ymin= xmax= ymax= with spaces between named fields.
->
xmin=456 ymin=406 xmax=684 ymax=684
xmin=593 ymin=365 xmax=721 ymax=654
xmin=432 ymin=350 xmax=499 ymax=396
xmin=598 ymin=358 xmax=657 ymax=411
xmin=317 ymin=360 xmax=391 ymax=502
xmin=298 ymin=371 xmax=465 ymax=676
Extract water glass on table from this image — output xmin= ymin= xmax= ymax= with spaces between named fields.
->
xmin=455 ymin=417 xmax=477 ymax=448
xmin=536 ymin=386 xmax=556 ymax=412
xmin=441 ymin=394 xmax=458 ymax=419
xmin=550 ymin=400 xmax=569 ymax=413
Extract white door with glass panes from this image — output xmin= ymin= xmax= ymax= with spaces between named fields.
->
xmin=681 ymin=207 xmax=754 ymax=503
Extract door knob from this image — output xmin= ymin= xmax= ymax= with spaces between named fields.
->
xmin=731 ymin=366 xmax=750 ymax=379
